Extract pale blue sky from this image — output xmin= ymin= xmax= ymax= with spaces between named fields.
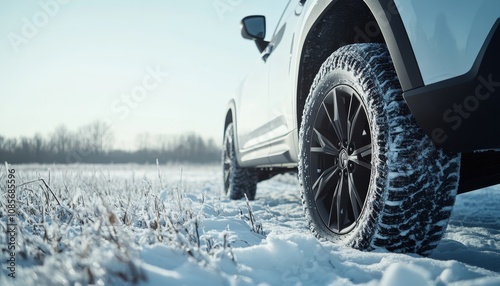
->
xmin=0 ymin=0 xmax=288 ymax=149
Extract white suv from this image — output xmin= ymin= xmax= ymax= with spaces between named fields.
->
xmin=222 ymin=0 xmax=500 ymax=255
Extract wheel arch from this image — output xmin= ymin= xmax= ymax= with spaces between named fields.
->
xmin=295 ymin=0 xmax=423 ymax=129
xmin=224 ymin=99 xmax=244 ymax=165
xmin=224 ymin=102 xmax=234 ymax=132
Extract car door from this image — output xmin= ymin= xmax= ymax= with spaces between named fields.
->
xmin=267 ymin=0 xmax=304 ymax=161
xmin=236 ymin=3 xmax=294 ymax=164
xmin=236 ymin=58 xmax=270 ymax=155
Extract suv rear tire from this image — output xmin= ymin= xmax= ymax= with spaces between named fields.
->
xmin=223 ymin=123 xmax=257 ymax=200
xmin=299 ymin=43 xmax=461 ymax=255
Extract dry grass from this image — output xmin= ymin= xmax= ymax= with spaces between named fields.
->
xmin=0 ymin=164 xmax=262 ymax=285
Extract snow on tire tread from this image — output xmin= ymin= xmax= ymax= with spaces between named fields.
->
xmin=299 ymin=43 xmax=461 ymax=255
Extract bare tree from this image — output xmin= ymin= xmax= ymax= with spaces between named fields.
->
xmin=51 ymin=125 xmax=72 ymax=154
xmin=4 ymin=138 xmax=17 ymax=152
xmin=0 ymin=122 xmax=219 ymax=163
xmin=136 ymin=133 xmax=151 ymax=150
xmin=77 ymin=120 xmax=114 ymax=153
xmin=33 ymin=133 xmax=44 ymax=158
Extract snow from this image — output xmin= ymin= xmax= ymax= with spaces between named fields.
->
xmin=1 ymin=164 xmax=500 ymax=285
xmin=380 ymin=263 xmax=431 ymax=286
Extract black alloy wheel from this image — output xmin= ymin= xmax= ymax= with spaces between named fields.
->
xmin=309 ymin=85 xmax=372 ymax=235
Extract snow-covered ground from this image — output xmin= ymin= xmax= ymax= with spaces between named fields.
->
xmin=1 ymin=164 xmax=500 ymax=285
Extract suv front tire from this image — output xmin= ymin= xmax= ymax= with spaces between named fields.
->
xmin=299 ymin=43 xmax=461 ymax=255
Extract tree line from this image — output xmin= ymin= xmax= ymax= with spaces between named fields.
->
xmin=1 ymin=121 xmax=220 ymax=164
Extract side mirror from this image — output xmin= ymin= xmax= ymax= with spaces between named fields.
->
xmin=241 ymin=15 xmax=269 ymax=53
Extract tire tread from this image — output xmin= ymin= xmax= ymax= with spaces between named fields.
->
xmin=298 ymin=44 xmax=460 ymax=255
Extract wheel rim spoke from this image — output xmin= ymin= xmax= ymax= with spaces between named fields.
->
xmin=223 ymin=131 xmax=233 ymax=192
xmin=332 ymin=89 xmax=349 ymax=143
xmin=223 ymin=140 xmax=231 ymax=169
xmin=350 ymin=157 xmax=371 ymax=170
xmin=225 ymin=138 xmax=232 ymax=158
xmin=331 ymin=172 xmax=350 ymax=230
xmin=322 ymin=101 xmax=336 ymax=140
xmin=313 ymin=165 xmax=339 ymax=201
xmin=349 ymin=144 xmax=372 ymax=170
xmin=224 ymin=144 xmax=231 ymax=165
xmin=351 ymin=144 xmax=371 ymax=157
xmin=328 ymin=173 xmax=342 ymax=228
xmin=348 ymin=172 xmax=362 ymax=219
xmin=347 ymin=103 xmax=362 ymax=144
xmin=311 ymin=128 xmax=340 ymax=156
xmin=224 ymin=169 xmax=230 ymax=186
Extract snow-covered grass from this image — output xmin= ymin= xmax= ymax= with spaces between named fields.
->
xmin=1 ymin=164 xmax=500 ymax=285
